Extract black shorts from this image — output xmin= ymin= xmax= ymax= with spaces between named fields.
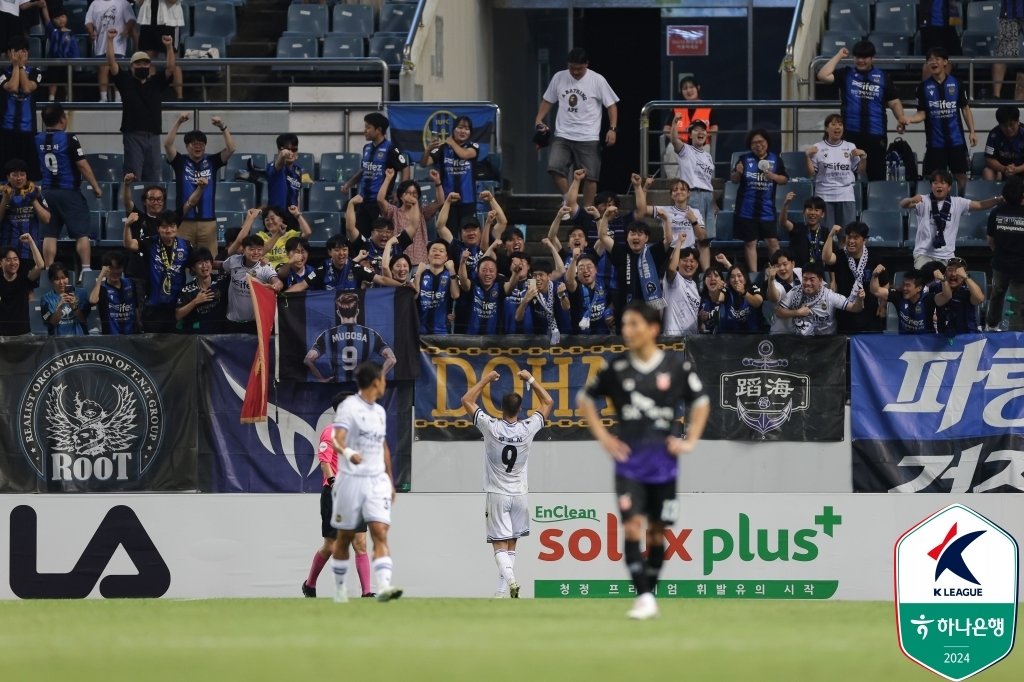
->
xmin=320 ymin=484 xmax=366 ymax=538
xmin=919 ymin=26 xmax=962 ymax=57
xmin=615 ymin=476 xmax=678 ymax=524
xmin=924 ymin=145 xmax=969 ymax=176
xmin=734 ymin=216 xmax=779 ymax=242
xmin=355 ymin=201 xmax=382 ymax=238
xmin=139 ymin=26 xmax=180 ymax=54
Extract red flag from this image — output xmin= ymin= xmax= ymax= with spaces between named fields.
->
xmin=241 ymin=276 xmax=277 ymax=423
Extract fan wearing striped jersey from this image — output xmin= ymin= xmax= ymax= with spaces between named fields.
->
xmin=461 ymin=367 xmax=554 ymax=598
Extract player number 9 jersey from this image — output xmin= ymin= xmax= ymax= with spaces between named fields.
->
xmin=474 ymin=409 xmax=545 ymax=496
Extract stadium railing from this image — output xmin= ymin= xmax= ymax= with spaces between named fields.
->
xmin=806 ymin=55 xmax=1008 ymax=101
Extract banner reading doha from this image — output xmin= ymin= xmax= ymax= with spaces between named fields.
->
xmin=3 ymin=493 xmax=1021 ymax=600
xmin=851 ymin=333 xmax=1024 ymax=493
xmin=0 ymin=336 xmax=198 ymax=493
xmin=416 ymin=335 xmax=844 ymax=442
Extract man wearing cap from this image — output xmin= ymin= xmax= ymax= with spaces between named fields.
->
xmin=108 ymin=29 xmax=175 ymax=182
xmin=534 ymin=47 xmax=619 ymax=209
xmin=816 ymin=40 xmax=909 ymax=182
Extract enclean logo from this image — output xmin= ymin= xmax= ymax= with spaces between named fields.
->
xmin=532 ymin=505 xmax=598 ymax=523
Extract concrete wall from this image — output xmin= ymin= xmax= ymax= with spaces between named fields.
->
xmin=401 ymin=0 xmax=493 ymax=102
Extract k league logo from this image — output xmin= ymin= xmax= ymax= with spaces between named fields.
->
xmin=719 ymin=341 xmax=809 ymax=437
xmin=895 ymin=504 xmax=1019 ymax=681
xmin=19 ymin=349 xmax=165 ymax=483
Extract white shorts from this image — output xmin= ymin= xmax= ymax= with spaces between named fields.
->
xmin=331 ymin=473 xmax=392 ymax=531
xmin=485 ymin=493 xmax=529 ymax=543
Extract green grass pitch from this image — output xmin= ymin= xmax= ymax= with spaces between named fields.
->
xmin=1 ymin=599 xmax=1020 ymax=681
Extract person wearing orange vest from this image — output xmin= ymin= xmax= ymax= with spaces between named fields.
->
xmin=662 ymin=76 xmax=717 ymax=178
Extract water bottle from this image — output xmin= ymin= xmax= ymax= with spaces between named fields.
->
xmin=896 ymin=160 xmax=905 ymax=182
xmin=336 ymin=169 xmax=345 ymax=185
xmin=217 ymin=223 xmax=225 ymax=243
xmin=999 ymin=294 xmax=1019 ymax=331
xmin=887 ymin=156 xmax=896 ymax=181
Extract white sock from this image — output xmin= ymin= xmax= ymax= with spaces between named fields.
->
xmin=494 ymin=550 xmax=516 ymax=586
xmin=508 ymin=550 xmax=516 ymax=569
xmin=99 ymin=92 xmax=108 ymax=102
xmin=331 ymin=558 xmax=348 ymax=591
xmin=373 ymin=557 xmax=393 ymax=590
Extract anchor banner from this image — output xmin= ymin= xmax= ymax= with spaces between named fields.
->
xmin=684 ymin=336 xmax=846 ymax=441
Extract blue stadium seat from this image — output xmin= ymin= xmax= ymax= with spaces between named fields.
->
xmin=27 ymin=36 xmax=41 ymax=59
xmin=865 ymin=180 xmax=910 ymax=210
xmin=960 ymin=30 xmax=995 ymax=57
xmin=223 ymin=153 xmax=267 ymax=182
xmin=182 ymin=36 xmax=227 ymax=74
xmin=323 ymin=33 xmax=366 ymax=59
xmin=968 ymin=270 xmax=988 ymax=298
xmin=103 ymin=211 xmax=127 ymax=246
xmin=318 ymin=152 xmax=362 ymax=182
xmin=287 ymin=4 xmax=329 ymax=37
xmin=970 ymin=152 xmax=988 ymax=180
xmin=819 ymin=31 xmax=859 ymax=56
xmin=307 ymin=182 xmax=348 ymax=213
xmin=963 ymin=180 xmax=1003 ymax=201
xmin=80 ymin=182 xmax=115 ymax=212
xmin=722 ymin=181 xmax=738 ymax=211
xmin=776 ymin=183 xmax=814 ymax=210
xmin=966 ymin=2 xmax=1000 ymax=34
xmin=215 ymin=182 xmax=257 ymax=213
xmin=64 ymin=3 xmax=87 ymax=35
xmin=369 ymin=34 xmax=404 ymax=68
xmin=867 ymin=33 xmax=910 ymax=58
xmin=332 ymin=4 xmax=374 ymax=36
xmin=828 ymin=1 xmax=871 ymax=34
xmin=193 ymin=2 xmax=237 ymax=42
xmin=215 ymin=211 xmax=246 ymax=238
xmin=781 ymin=151 xmax=811 ymax=179
xmin=380 ymin=3 xmax=416 ymax=34
xmin=84 ymin=153 xmax=124 ymax=184
xmin=873 ymin=1 xmax=916 ymax=34
xmin=956 ymin=211 xmax=988 ymax=246
xmin=274 ymin=36 xmax=318 ymax=72
xmin=713 ymin=211 xmax=743 ymax=248
xmin=303 ymin=211 xmax=341 ymax=247
xmin=859 ymin=209 xmax=903 ymax=247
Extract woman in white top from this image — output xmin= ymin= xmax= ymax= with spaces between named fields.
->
xmin=669 ymin=118 xmax=716 ymax=271
xmin=135 ymin=0 xmax=185 ymax=99
xmin=640 ymin=179 xmax=705 ymax=252
xmin=807 ymin=114 xmax=866 ymax=231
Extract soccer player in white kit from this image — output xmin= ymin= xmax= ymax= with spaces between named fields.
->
xmin=330 ymin=361 xmax=402 ymax=603
xmin=461 ymin=368 xmax=554 ymax=598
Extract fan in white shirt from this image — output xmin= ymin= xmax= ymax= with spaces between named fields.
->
xmin=806 ymin=115 xmax=866 ymax=231
xmin=762 ymin=248 xmax=803 ymax=334
xmin=774 ymin=262 xmax=864 ymax=336
xmin=661 ymin=235 xmax=702 ymax=336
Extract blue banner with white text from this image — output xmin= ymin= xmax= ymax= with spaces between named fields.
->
xmin=850 ymin=333 xmax=1024 ymax=492
xmin=387 ymin=103 xmax=496 ymax=163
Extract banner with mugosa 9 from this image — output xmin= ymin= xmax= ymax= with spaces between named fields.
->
xmin=415 ymin=336 xmax=688 ymax=440
xmin=0 ymin=336 xmax=198 ymax=493
xmin=685 ymin=335 xmax=846 ymax=441
xmin=851 ymin=334 xmax=1024 ymax=493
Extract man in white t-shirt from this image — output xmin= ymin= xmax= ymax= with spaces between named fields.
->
xmin=774 ymin=262 xmax=863 ymax=335
xmin=899 ymin=169 xmax=1003 ymax=268
xmin=662 ymin=243 xmax=701 ymax=336
xmin=330 ymin=361 xmax=402 ymax=603
xmin=534 ymin=47 xmax=620 ymax=208
xmin=461 ymin=367 xmax=554 ymax=598
xmin=85 ymin=0 xmax=136 ymax=102
xmin=763 ymin=248 xmax=803 ymax=334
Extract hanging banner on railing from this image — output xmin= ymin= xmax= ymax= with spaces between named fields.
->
xmin=685 ymin=335 xmax=846 ymax=442
xmin=414 ymin=335 xmax=687 ymax=441
xmin=386 ymin=103 xmax=497 ymax=163
xmin=851 ymin=334 xmax=1024 ymax=493
xmin=0 ymin=336 xmax=198 ymax=493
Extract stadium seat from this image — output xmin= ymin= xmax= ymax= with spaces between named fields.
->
xmin=117 ymin=181 xmax=172 ymax=212
xmin=303 ymin=211 xmax=341 ymax=247
xmin=729 ymin=151 xmax=745 ymax=171
xmin=722 ymin=181 xmax=738 ymax=211
xmin=963 ymin=180 xmax=1003 ymax=201
xmin=88 ymin=211 xmax=103 ymax=240
xmin=27 ymin=36 xmax=41 ymax=59
xmin=223 ymin=153 xmax=267 ymax=182
xmin=323 ymin=33 xmax=366 ymax=59
xmin=819 ymin=31 xmax=860 ymax=56
xmin=80 ymin=182 xmax=115 ymax=212
xmin=64 ymin=3 xmax=87 ymax=35
xmin=102 ymin=212 xmax=127 ymax=246
xmin=781 ymin=151 xmax=811 ymax=179
xmin=287 ymin=4 xmax=329 ymax=37
xmin=969 ymin=152 xmax=988 ymax=179
xmin=380 ymin=3 xmax=416 ymax=33
xmin=215 ymin=182 xmax=257 ymax=213
xmin=332 ymin=4 xmax=374 ymax=36
xmin=873 ymin=1 xmax=916 ymax=34
xmin=960 ymin=31 xmax=995 ymax=57
xmin=867 ymin=33 xmax=910 ymax=58
xmin=828 ymin=1 xmax=870 ymax=34
xmin=274 ymin=36 xmax=318 ymax=72
xmin=859 ymin=209 xmax=903 ymax=246
xmin=968 ymin=270 xmax=988 ymax=298
xmin=318 ymin=152 xmax=362 ymax=183
xmin=193 ymin=2 xmax=237 ymax=42
xmin=966 ymin=1 xmax=1000 ymax=34
xmin=307 ymin=182 xmax=348 ymax=213
xmin=956 ymin=211 xmax=988 ymax=246
xmin=84 ymin=153 xmax=124 ymax=184
xmin=182 ymin=36 xmax=228 ymax=74
xmin=865 ymin=180 xmax=910 ymax=210
xmin=294 ymin=152 xmax=315 ymax=180
xmin=369 ymin=34 xmax=404 ymax=68
xmin=776 ymin=183 xmax=814 ymax=210
xmin=215 ymin=211 xmax=245 ymax=239
xmin=713 ymin=211 xmax=742 ymax=247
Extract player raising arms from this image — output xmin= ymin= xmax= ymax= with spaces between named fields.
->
xmin=461 ymin=367 xmax=555 ymax=598
xmin=302 ymin=392 xmax=374 ymax=599
xmin=577 ymin=301 xmax=710 ymax=620
xmin=330 ymin=361 xmax=402 ymax=603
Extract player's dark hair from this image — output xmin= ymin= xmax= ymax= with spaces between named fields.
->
xmin=41 ymin=103 xmax=65 ymax=127
xmin=371 ymin=217 xmax=393 ymax=232
xmin=904 ymin=269 xmax=926 ymax=288
xmin=47 ymin=261 xmax=69 ymax=281
xmin=769 ymin=248 xmax=796 ymax=265
xmin=364 ymin=112 xmax=389 ymax=134
xmin=626 ymin=220 xmax=650 ymax=236
xmin=285 ymin=237 xmax=309 ymax=253
xmin=678 ymin=75 xmax=700 ymax=93
xmin=501 ymin=392 xmax=523 ymax=418
xmin=929 ymin=169 xmax=954 ymax=186
xmin=531 ymin=260 xmax=553 ymax=275
xmin=595 ymin=191 xmax=618 ymax=208
xmin=427 ymin=239 xmax=449 ymax=254
xmin=822 ymin=113 xmax=843 ymax=139
xmin=354 ymin=361 xmax=384 ymax=389
xmin=477 ymin=256 xmax=497 ymax=268
xmin=677 ymin=246 xmax=700 ymax=263
xmin=844 ymin=221 xmax=870 ymax=238
xmin=143 ymin=184 xmax=166 ymax=201
xmin=851 ymin=40 xmax=876 ymax=58
xmin=3 ymin=158 xmax=27 ymax=175
xmin=996 ymin=105 xmax=1020 ymax=126
xmin=567 ymin=225 xmax=587 ymax=240
xmin=50 ymin=7 xmax=66 ymax=18
xmin=574 ymin=253 xmax=597 ymax=268
xmin=394 ymin=179 xmax=421 ymax=203
xmin=331 ymin=392 xmax=352 ymax=411
xmin=926 ymin=46 xmax=949 ymax=61
xmin=101 ymin=251 xmax=126 ymax=268
xmin=189 ymin=247 xmax=214 ymax=266
xmin=745 ymin=128 xmax=771 ymax=149
xmin=326 ymin=235 xmax=349 ymax=251
xmin=804 ymin=196 xmax=827 ymax=212
xmin=157 ymin=210 xmax=178 ymax=227
xmin=1003 ymin=174 xmax=1024 ymax=206
xmin=390 ymin=253 xmax=412 ymax=273
xmin=183 ymin=130 xmax=208 ymax=145
xmin=241 ymin=235 xmax=264 ymax=249
xmin=460 ymin=215 xmax=481 ymax=230
xmin=0 ymin=245 xmax=17 ymax=260
xmin=566 ymin=47 xmax=588 ymax=64
xmin=501 ymin=227 xmax=524 ymax=242
xmin=803 ymin=262 xmax=826 ymax=279
xmin=453 ymin=116 xmax=473 ymax=134
xmin=623 ymin=300 xmax=662 ymax=327
xmin=276 ymin=133 xmax=299 ymax=150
